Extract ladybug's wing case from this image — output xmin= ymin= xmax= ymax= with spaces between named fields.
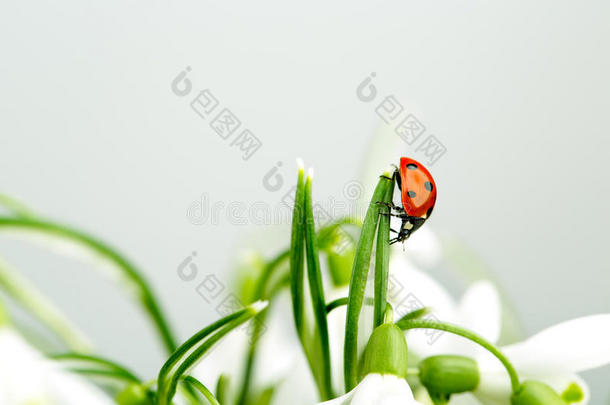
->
xmin=399 ymin=157 xmax=437 ymax=218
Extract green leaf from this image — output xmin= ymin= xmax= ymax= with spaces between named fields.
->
xmin=0 ymin=257 xmax=92 ymax=352
xmin=373 ymin=180 xmax=395 ymax=328
xmin=182 ymin=375 xmax=220 ymax=405
xmin=157 ymin=301 xmax=267 ymax=405
xmin=303 ymin=171 xmax=333 ymax=400
xmin=344 ymin=170 xmax=392 ymax=391
xmin=0 ymin=217 xmax=177 ymax=354
xmin=51 ymin=352 xmax=141 ymax=383
xmin=289 ymin=162 xmax=306 ymax=340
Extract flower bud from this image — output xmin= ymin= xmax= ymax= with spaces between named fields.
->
xmin=511 ymin=381 xmax=566 ymax=405
xmin=361 ymin=323 xmax=408 ymax=379
xmin=327 ymin=244 xmax=355 ymax=287
xmin=418 ymin=355 xmax=479 ymax=398
xmin=116 ymin=384 xmax=152 ymax=405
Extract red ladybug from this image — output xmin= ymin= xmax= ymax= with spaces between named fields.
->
xmin=381 ymin=157 xmax=437 ymax=244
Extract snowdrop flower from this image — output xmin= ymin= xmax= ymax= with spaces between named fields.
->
xmin=0 ymin=323 xmax=115 ymax=405
xmin=473 ymin=314 xmax=610 ymax=405
xmin=319 ymin=323 xmax=423 ymax=405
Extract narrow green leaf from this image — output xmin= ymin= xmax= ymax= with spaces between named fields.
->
xmin=0 ymin=194 xmax=35 ymax=218
xmin=304 ymin=171 xmax=333 ymax=399
xmin=0 ymin=257 xmax=92 ymax=352
xmin=158 ymin=302 xmax=267 ymax=405
xmin=0 ymin=217 xmax=176 ymax=353
xmin=157 ymin=307 xmax=251 ymax=401
xmin=236 ymin=251 xmax=289 ymax=405
xmin=67 ymin=368 xmax=139 ymax=384
xmin=51 ymin=352 xmax=140 ymax=383
xmin=182 ymin=376 xmax=220 ymax=405
xmin=289 ymin=161 xmax=306 ymax=340
xmin=344 ymin=171 xmax=392 ymax=391
xmin=215 ymin=374 xmax=230 ymax=405
xmin=373 ymin=180 xmax=395 ymax=327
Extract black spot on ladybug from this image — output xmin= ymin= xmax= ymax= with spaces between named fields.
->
xmin=408 ymin=190 xmax=416 ymax=198
xmin=406 ymin=163 xmax=418 ymax=170
xmin=424 ymin=181 xmax=433 ymax=191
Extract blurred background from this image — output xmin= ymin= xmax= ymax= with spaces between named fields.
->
xmin=1 ymin=1 xmax=609 ymax=402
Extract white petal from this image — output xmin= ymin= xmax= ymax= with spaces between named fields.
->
xmin=0 ymin=327 xmax=113 ymax=405
xmin=255 ymin=292 xmax=300 ymax=385
xmin=388 ymin=257 xmax=458 ymax=356
xmin=395 ymin=227 xmax=443 ymax=269
xmin=501 ymin=314 xmax=610 ymax=374
xmin=319 ymin=374 xmax=421 ymax=405
xmin=473 ymin=370 xmax=512 ymax=405
xmin=458 ymin=281 xmax=501 ymax=344
xmin=45 ymin=366 xmax=117 ymax=405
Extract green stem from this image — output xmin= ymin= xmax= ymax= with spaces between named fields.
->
xmin=373 ymin=181 xmax=394 ymax=328
xmin=395 ymin=307 xmax=431 ymax=322
xmin=326 ymin=297 xmax=375 ymax=314
xmin=303 ymin=172 xmax=333 ymax=399
xmin=0 ymin=257 xmax=92 ymax=352
xmin=397 ymin=319 xmax=520 ymax=393
xmin=344 ymin=171 xmax=392 ymax=391
xmin=182 ymin=376 xmax=220 ymax=405
xmin=0 ymin=217 xmax=177 ymax=354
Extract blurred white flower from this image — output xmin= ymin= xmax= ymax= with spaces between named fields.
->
xmin=0 ymin=326 xmax=115 ymax=405
xmin=318 ymin=374 xmax=423 ymax=405
xmin=473 ymin=314 xmax=610 ymax=405
xmin=388 ymin=252 xmax=501 ymax=359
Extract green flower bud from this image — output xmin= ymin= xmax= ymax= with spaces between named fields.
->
xmin=361 ymin=323 xmax=408 ymax=379
xmin=116 ymin=384 xmax=152 ymax=405
xmin=418 ymin=355 xmax=479 ymax=399
xmin=326 ymin=244 xmax=355 ymax=287
xmin=511 ymin=381 xmax=567 ymax=405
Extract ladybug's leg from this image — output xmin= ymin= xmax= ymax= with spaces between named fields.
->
xmin=375 ymin=201 xmax=404 ymax=213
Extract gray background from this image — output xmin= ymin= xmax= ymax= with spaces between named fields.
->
xmin=1 ymin=1 xmax=609 ymax=402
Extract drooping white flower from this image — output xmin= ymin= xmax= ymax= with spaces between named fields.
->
xmin=473 ymin=314 xmax=610 ymax=405
xmin=0 ymin=326 xmax=115 ymax=405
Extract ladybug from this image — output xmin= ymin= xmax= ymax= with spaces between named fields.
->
xmin=380 ymin=157 xmax=437 ymax=244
